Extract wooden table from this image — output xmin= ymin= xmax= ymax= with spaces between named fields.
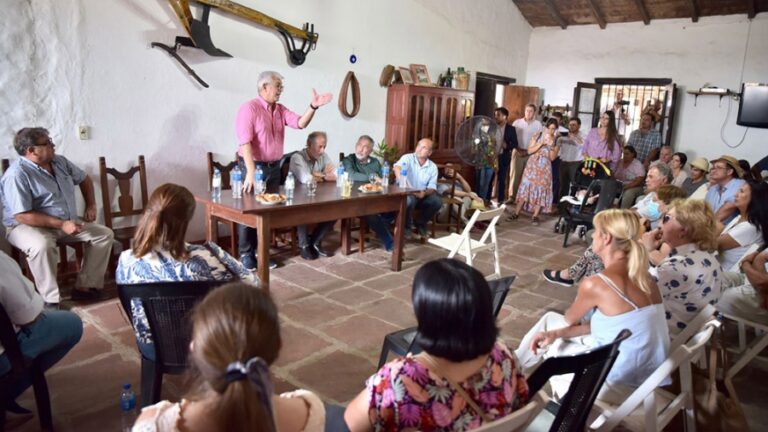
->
xmin=195 ymin=182 xmax=411 ymax=291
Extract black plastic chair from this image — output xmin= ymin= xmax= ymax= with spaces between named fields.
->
xmin=526 ymin=328 xmax=632 ymax=432
xmin=117 ymin=281 xmax=227 ymax=407
xmin=561 ymin=178 xmax=623 ymax=247
xmin=0 ymin=303 xmax=54 ymax=431
xmin=376 ymin=275 xmax=516 ymax=369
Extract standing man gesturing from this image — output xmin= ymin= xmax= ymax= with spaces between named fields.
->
xmin=234 ymin=71 xmax=332 ymax=271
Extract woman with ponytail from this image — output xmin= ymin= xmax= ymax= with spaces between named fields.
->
xmin=132 ymin=282 xmax=324 ymax=432
xmin=117 ymin=184 xmax=254 ymax=361
xmin=516 ymin=209 xmax=669 ymax=405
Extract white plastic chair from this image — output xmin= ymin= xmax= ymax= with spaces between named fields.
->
xmin=473 ymin=391 xmax=546 ymax=432
xmin=590 ymin=321 xmax=718 ymax=432
xmin=428 ymin=205 xmax=505 ymax=280
xmin=719 ymin=310 xmax=768 ymax=404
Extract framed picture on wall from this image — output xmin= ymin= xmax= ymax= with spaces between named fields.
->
xmin=398 ymin=67 xmax=414 ymax=85
xmin=409 ymin=64 xmax=431 ymax=86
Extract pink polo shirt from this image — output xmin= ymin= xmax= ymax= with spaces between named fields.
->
xmin=235 ymin=96 xmax=301 ymax=162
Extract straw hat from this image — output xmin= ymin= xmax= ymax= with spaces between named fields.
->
xmin=711 ymin=155 xmax=745 ymax=178
xmin=689 ymin=157 xmax=709 ymax=172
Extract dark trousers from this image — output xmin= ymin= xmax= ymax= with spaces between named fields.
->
xmin=559 ymin=161 xmax=580 ymax=198
xmin=551 ymin=158 xmax=561 ymax=202
xmin=406 ymin=194 xmax=442 ymax=230
xmin=496 ymin=153 xmax=511 ymax=203
xmin=297 ymin=221 xmax=335 ymax=247
xmin=366 ymin=212 xmax=395 ymax=250
xmin=237 ymin=162 xmax=281 ymax=257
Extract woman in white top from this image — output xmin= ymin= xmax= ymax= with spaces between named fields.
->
xmin=717 ymin=182 xmax=768 ymax=272
xmin=517 ymin=209 xmax=669 ymax=405
xmin=670 ymin=152 xmax=689 ymax=187
xmin=132 ymin=282 xmax=325 ymax=432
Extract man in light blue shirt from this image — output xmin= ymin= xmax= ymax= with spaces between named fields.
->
xmin=1 ymin=128 xmax=114 ymax=308
xmin=394 ymin=138 xmax=441 ymax=239
xmin=705 ymin=155 xmax=745 ymax=223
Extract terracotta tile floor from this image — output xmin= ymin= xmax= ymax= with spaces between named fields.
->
xmin=8 ymin=216 xmax=768 ymax=431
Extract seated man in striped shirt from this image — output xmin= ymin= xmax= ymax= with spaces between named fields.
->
xmin=394 ymin=138 xmax=441 ymax=240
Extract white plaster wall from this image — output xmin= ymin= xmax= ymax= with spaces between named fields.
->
xmin=525 ymin=14 xmax=768 ymax=163
xmin=0 ymin=0 xmax=531 ymax=240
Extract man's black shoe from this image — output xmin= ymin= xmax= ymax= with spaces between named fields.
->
xmin=300 ymin=245 xmax=318 ymax=260
xmin=43 ymin=302 xmax=60 ymax=311
xmin=240 ymin=254 xmax=257 ymax=271
xmin=312 ymin=242 xmax=333 ymax=258
xmin=70 ymin=288 xmax=105 ymax=301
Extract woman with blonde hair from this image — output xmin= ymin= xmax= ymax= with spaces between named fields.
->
xmin=642 ymin=199 xmax=722 ymax=336
xmin=517 ymin=209 xmax=669 ymax=404
xmin=117 ymin=183 xmax=253 ymax=361
xmin=132 ymin=282 xmax=324 ymax=432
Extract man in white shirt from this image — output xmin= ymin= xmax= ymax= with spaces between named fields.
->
xmin=509 ymin=104 xmax=543 ymax=204
xmin=0 ymin=251 xmax=83 ymax=410
xmin=394 ymin=138 xmax=440 ymax=239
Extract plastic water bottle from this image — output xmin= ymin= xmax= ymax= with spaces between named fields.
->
xmin=231 ymin=165 xmax=243 ymax=199
xmin=211 ymin=168 xmax=222 ymax=199
xmin=255 ymin=166 xmax=265 ymax=195
xmin=120 ymin=383 xmax=137 ymax=432
xmin=381 ymin=161 xmax=390 ymax=189
xmin=336 ymin=165 xmax=345 ymax=188
xmin=399 ymin=168 xmax=408 ymax=188
xmin=284 ymin=171 xmax=295 ymax=200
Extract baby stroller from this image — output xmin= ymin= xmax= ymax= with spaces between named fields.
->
xmin=554 ymin=158 xmax=622 ymax=247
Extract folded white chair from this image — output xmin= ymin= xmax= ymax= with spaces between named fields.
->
xmin=428 ymin=205 xmax=505 ymax=280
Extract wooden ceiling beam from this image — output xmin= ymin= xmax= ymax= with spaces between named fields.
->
xmin=689 ymin=0 xmax=699 ymax=22
xmin=543 ymin=0 xmax=568 ymax=29
xmin=633 ymin=0 xmax=651 ymax=25
xmin=586 ymin=0 xmax=607 ymax=29
xmin=747 ymin=0 xmax=756 ymax=19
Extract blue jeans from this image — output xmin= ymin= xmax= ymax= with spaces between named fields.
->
xmin=475 ymin=167 xmax=494 ymax=201
xmin=237 ymin=161 xmax=282 ymax=257
xmin=0 ymin=311 xmax=83 ymax=400
xmin=366 ymin=212 xmax=395 ymax=251
xmin=406 ymin=194 xmax=442 ymax=230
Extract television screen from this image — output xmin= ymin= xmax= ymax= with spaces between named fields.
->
xmin=737 ymin=83 xmax=768 ymax=128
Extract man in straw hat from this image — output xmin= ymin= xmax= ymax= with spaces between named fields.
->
xmin=682 ymin=157 xmax=709 ymax=198
xmin=705 ymin=155 xmax=745 ymax=223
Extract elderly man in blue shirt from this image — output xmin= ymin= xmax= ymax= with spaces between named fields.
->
xmin=394 ymin=138 xmax=441 ymax=239
xmin=1 ymin=128 xmax=114 ymax=309
xmin=705 ymin=155 xmax=746 ymax=223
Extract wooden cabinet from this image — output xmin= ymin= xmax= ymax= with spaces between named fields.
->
xmin=385 ymin=84 xmax=474 ymax=164
xmin=501 ymin=85 xmax=540 ymax=122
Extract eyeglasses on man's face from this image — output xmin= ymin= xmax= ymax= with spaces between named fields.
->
xmin=35 ymin=138 xmax=54 ymax=148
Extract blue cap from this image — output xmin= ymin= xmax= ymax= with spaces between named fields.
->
xmin=123 ymin=383 xmax=131 ymax=390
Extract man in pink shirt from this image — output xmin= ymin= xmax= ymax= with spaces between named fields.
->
xmin=234 ymin=71 xmax=332 ymax=270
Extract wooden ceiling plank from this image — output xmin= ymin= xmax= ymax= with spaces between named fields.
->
xmin=747 ymin=0 xmax=756 ymax=19
xmin=633 ymin=0 xmax=651 ymax=25
xmin=586 ymin=0 xmax=607 ymax=29
xmin=543 ymin=0 xmax=568 ymax=29
xmin=689 ymin=0 xmax=699 ymax=22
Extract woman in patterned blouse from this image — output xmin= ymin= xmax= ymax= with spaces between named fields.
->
xmin=642 ymin=199 xmax=722 ymax=336
xmin=116 ymin=183 xmax=254 ymax=361
xmin=344 ymin=259 xmax=529 ymax=431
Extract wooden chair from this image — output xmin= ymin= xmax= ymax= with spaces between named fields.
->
xmin=99 ymin=155 xmax=148 ymax=253
xmin=275 ymin=152 xmax=299 ymax=255
xmin=337 ymin=152 xmax=377 ymax=253
xmin=431 ymin=163 xmax=463 ymax=237
xmin=2 ymin=158 xmax=83 ymax=284
xmin=206 ymin=152 xmax=239 ymax=256
xmin=0 ymin=303 xmax=54 ymax=431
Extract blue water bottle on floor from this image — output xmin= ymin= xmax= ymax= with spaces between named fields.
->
xmin=120 ymin=383 xmax=137 ymax=432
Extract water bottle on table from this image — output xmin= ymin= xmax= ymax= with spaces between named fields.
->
xmin=399 ymin=168 xmax=408 ymax=189
xmin=120 ymin=383 xmax=137 ymax=432
xmin=254 ymin=166 xmax=265 ymax=195
xmin=231 ymin=165 xmax=243 ymax=199
xmin=211 ymin=168 xmax=222 ymax=199
xmin=381 ymin=161 xmax=390 ymax=189
xmin=284 ymin=171 xmax=295 ymax=200
xmin=336 ymin=166 xmax=345 ymax=188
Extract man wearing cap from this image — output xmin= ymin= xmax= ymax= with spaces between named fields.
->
xmin=705 ymin=155 xmax=745 ymax=223
xmin=682 ymin=157 xmax=709 ymax=198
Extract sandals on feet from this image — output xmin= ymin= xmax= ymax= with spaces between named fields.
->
xmin=542 ymin=269 xmax=574 ymax=287
xmin=506 ymin=211 xmax=519 ymax=221
xmin=531 ymin=216 xmax=540 ymax=225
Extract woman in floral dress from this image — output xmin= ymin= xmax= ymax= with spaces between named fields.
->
xmin=344 ymin=259 xmax=529 ymax=431
xmin=510 ymin=118 xmax=560 ymax=225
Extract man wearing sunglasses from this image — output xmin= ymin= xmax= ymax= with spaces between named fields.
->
xmin=1 ymin=128 xmax=114 ymax=309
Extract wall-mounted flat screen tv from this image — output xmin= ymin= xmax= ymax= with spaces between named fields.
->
xmin=737 ymin=83 xmax=768 ymax=128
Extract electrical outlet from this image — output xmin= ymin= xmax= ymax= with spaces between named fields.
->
xmin=78 ymin=125 xmax=89 ymax=140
